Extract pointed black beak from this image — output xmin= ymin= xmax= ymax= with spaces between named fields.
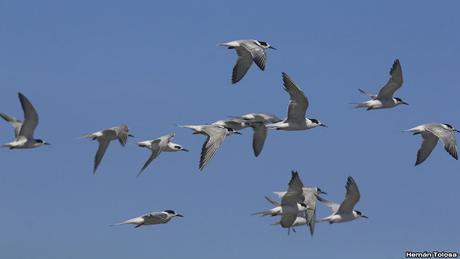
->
xmin=320 ymin=123 xmax=328 ymax=128
xmin=176 ymin=214 xmax=184 ymax=217
xmin=44 ymin=142 xmax=51 ymax=145
xmin=234 ymin=131 xmax=242 ymax=135
xmin=181 ymin=148 xmax=189 ymax=152
xmin=362 ymin=215 xmax=368 ymax=219
xmin=269 ymin=46 xmax=277 ymax=50
xmin=402 ymin=102 xmax=409 ymax=105
xmin=455 ymin=129 xmax=460 ymax=133
xmin=128 ymin=134 xmax=135 ymax=137
xmin=319 ymin=190 xmax=327 ymax=195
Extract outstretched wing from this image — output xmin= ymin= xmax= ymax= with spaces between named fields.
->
xmin=232 ymin=47 xmax=253 ymax=84
xmin=17 ymin=93 xmax=39 ymax=139
xmin=138 ymin=139 xmax=162 ymax=175
xmin=426 ymin=125 xmax=458 ymax=161
xmin=241 ymin=41 xmax=266 ymax=71
xmin=199 ymin=126 xmax=227 ymax=170
xmin=251 ymin=123 xmax=267 ymax=157
xmin=94 ymin=138 xmax=111 ymax=174
xmin=376 ymin=59 xmax=403 ymax=100
xmin=415 ymin=132 xmax=439 ymax=166
xmin=337 ymin=176 xmax=361 ymax=214
xmin=282 ymin=73 xmax=309 ymax=123
xmin=281 ymin=171 xmax=305 ymax=206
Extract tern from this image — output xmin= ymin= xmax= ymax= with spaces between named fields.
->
xmin=137 ymin=133 xmax=189 ymax=176
xmin=405 ymin=123 xmax=459 ymax=166
xmin=179 ymin=123 xmax=241 ymax=171
xmin=236 ymin=113 xmax=282 ymax=157
xmin=84 ymin=125 xmax=134 ymax=174
xmin=113 ymin=210 xmax=183 ymax=228
xmin=267 ymin=73 xmax=326 ymax=131
xmin=278 ymin=171 xmax=308 ymax=231
xmin=220 ymin=39 xmax=276 ymax=84
xmin=354 ymin=59 xmax=408 ymax=110
xmin=1 ymin=93 xmax=50 ymax=149
xmin=274 ymin=186 xmax=327 ymax=236
xmin=317 ymin=176 xmax=368 ymax=224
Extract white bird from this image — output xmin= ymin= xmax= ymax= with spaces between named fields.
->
xmin=1 ymin=93 xmax=50 ymax=149
xmin=236 ymin=113 xmax=282 ymax=157
xmin=113 ymin=210 xmax=183 ymax=228
xmin=84 ymin=125 xmax=134 ymax=174
xmin=137 ymin=133 xmax=189 ymax=176
xmin=252 ymin=196 xmax=306 ymax=217
xmin=405 ymin=123 xmax=459 ymax=166
xmin=274 ymin=186 xmax=327 ymax=236
xmin=318 ymin=176 xmax=368 ymax=224
xmin=179 ymin=123 xmax=241 ymax=171
xmin=278 ymin=171 xmax=308 ymax=230
xmin=220 ymin=39 xmax=276 ymax=84
xmin=267 ymin=73 xmax=326 ymax=131
xmin=354 ymin=59 xmax=408 ymax=110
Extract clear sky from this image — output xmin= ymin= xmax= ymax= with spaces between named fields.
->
xmin=0 ymin=1 xmax=459 ymax=258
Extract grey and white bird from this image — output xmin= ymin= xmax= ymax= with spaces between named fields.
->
xmin=84 ymin=125 xmax=134 ymax=174
xmin=318 ymin=176 xmax=368 ymax=224
xmin=252 ymin=196 xmax=306 ymax=217
xmin=405 ymin=123 xmax=459 ymax=166
xmin=220 ymin=39 xmax=276 ymax=84
xmin=1 ymin=93 xmax=50 ymax=149
xmin=179 ymin=123 xmax=241 ymax=171
xmin=236 ymin=113 xmax=282 ymax=157
xmin=274 ymin=186 xmax=327 ymax=236
xmin=354 ymin=59 xmax=408 ymax=110
xmin=113 ymin=210 xmax=183 ymax=228
xmin=267 ymin=73 xmax=326 ymax=131
xmin=137 ymin=133 xmax=189 ymax=176
xmin=278 ymin=171 xmax=308 ymax=230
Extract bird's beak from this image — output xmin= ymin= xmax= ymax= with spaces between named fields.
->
xmin=362 ymin=215 xmax=368 ymax=219
xmin=128 ymin=134 xmax=135 ymax=137
xmin=402 ymin=102 xmax=409 ymax=105
xmin=269 ymin=46 xmax=277 ymax=50
xmin=44 ymin=142 xmax=51 ymax=145
xmin=234 ymin=131 xmax=242 ymax=135
xmin=176 ymin=214 xmax=184 ymax=217
xmin=319 ymin=190 xmax=327 ymax=195
xmin=181 ymin=148 xmax=189 ymax=152
xmin=455 ymin=129 xmax=460 ymax=133
xmin=320 ymin=123 xmax=328 ymax=128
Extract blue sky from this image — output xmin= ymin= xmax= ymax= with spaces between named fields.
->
xmin=0 ymin=1 xmax=459 ymax=258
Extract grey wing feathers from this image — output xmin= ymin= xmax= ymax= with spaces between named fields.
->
xmin=251 ymin=123 xmax=267 ymax=157
xmin=282 ymin=73 xmax=308 ymax=122
xmin=117 ymin=125 xmax=130 ymax=146
xmin=337 ymin=176 xmax=360 ymax=214
xmin=94 ymin=138 xmax=111 ymax=174
xmin=242 ymin=41 xmax=266 ymax=71
xmin=426 ymin=126 xmax=458 ymax=160
xmin=232 ymin=47 xmax=253 ymax=84
xmin=416 ymin=132 xmax=439 ymax=166
xmin=17 ymin=93 xmax=39 ymax=139
xmin=377 ymin=59 xmax=403 ymax=100
xmin=199 ymin=126 xmax=227 ymax=170
xmin=281 ymin=171 xmax=305 ymax=205
xmin=280 ymin=214 xmax=297 ymax=228
xmin=138 ymin=139 xmax=162 ymax=176
xmin=0 ymin=112 xmax=22 ymax=137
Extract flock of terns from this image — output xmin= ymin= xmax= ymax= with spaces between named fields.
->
xmin=1 ymin=39 xmax=458 ymax=234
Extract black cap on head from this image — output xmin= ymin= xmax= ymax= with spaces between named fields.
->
xmin=310 ymin=119 xmax=319 ymax=124
xmin=443 ymin=123 xmax=454 ymax=129
xmin=164 ymin=210 xmax=176 ymax=215
xmin=257 ymin=40 xmax=268 ymax=46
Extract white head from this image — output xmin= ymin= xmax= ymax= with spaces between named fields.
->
xmin=441 ymin=123 xmax=460 ymax=133
xmin=169 ymin=143 xmax=189 ymax=152
xmin=255 ymin=40 xmax=276 ymax=50
xmin=307 ymin=118 xmax=327 ymax=128
xmin=393 ymin=97 xmax=409 ymax=106
xmin=164 ymin=210 xmax=184 ymax=218
xmin=34 ymin=139 xmax=50 ymax=147
xmin=353 ymin=210 xmax=368 ymax=219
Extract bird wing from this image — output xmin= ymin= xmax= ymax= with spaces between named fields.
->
xmin=426 ymin=125 xmax=458 ymax=160
xmin=94 ymin=138 xmax=111 ymax=174
xmin=280 ymin=213 xmax=297 ymax=228
xmin=281 ymin=171 xmax=305 ymax=206
xmin=415 ymin=131 xmax=439 ymax=166
xmin=241 ymin=41 xmax=266 ymax=71
xmin=17 ymin=93 xmax=39 ymax=139
xmin=116 ymin=125 xmax=130 ymax=146
xmin=138 ymin=139 xmax=162 ymax=175
xmin=251 ymin=123 xmax=267 ymax=157
xmin=376 ymin=59 xmax=403 ymax=100
xmin=0 ymin=112 xmax=22 ymax=137
xmin=316 ymin=195 xmax=340 ymax=214
xmin=358 ymin=88 xmax=377 ymax=100
xmin=303 ymin=190 xmax=317 ymax=235
xmin=337 ymin=176 xmax=361 ymax=214
xmin=282 ymin=73 xmax=309 ymax=123
xmin=199 ymin=126 xmax=227 ymax=170
xmin=232 ymin=47 xmax=253 ymax=84
xmin=265 ymin=196 xmax=281 ymax=207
